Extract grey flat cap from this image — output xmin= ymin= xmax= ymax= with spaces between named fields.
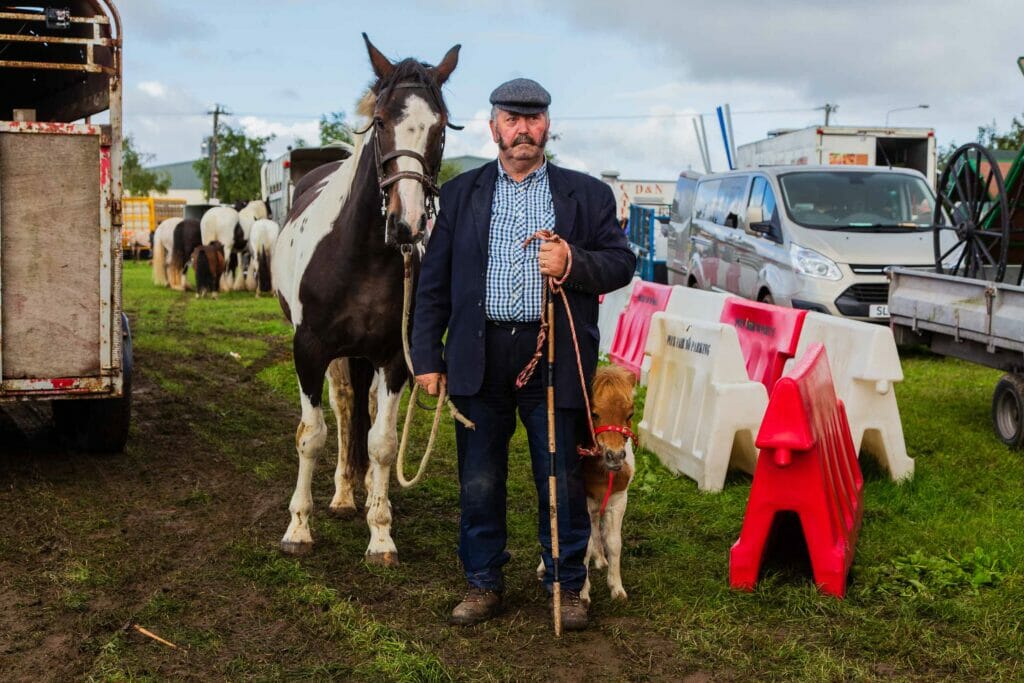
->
xmin=489 ymin=78 xmax=551 ymax=115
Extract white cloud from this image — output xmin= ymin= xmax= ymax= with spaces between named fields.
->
xmin=137 ymin=81 xmax=167 ymax=99
xmin=237 ymin=116 xmax=319 ymax=143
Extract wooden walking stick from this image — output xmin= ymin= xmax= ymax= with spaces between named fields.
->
xmin=547 ymin=293 xmax=562 ymax=637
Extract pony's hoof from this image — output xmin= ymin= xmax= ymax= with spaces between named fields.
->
xmin=365 ymin=551 xmax=399 ymax=567
xmin=328 ymin=505 xmax=358 ymax=519
xmin=610 ymin=587 xmax=628 ymax=602
xmin=280 ymin=540 xmax=313 ymax=556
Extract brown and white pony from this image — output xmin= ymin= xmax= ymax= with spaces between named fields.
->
xmin=271 ymin=35 xmax=459 ymax=564
xmin=581 ymin=365 xmax=637 ymax=604
xmin=192 ymin=241 xmax=226 ymax=298
xmin=535 ymin=364 xmax=637 ymax=603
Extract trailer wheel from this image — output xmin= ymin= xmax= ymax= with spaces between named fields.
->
xmin=992 ymin=374 xmax=1024 ymax=450
xmin=53 ymin=314 xmax=133 ymax=453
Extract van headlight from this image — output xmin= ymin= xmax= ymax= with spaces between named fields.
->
xmin=790 ymin=244 xmax=842 ymax=280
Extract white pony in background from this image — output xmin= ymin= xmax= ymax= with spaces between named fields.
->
xmin=247 ymin=218 xmax=280 ymax=296
xmin=151 ymin=216 xmax=182 ymax=286
xmin=200 ymin=200 xmax=268 ymax=291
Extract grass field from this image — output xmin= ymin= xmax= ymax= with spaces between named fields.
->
xmin=1 ymin=260 xmax=1023 ymax=681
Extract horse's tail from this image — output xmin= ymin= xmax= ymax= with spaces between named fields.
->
xmin=257 ymin=245 xmax=273 ymax=292
xmin=345 ymin=357 xmax=374 ymax=483
xmin=152 ymin=232 xmax=167 ymax=286
xmin=170 ymin=223 xmax=186 ymax=289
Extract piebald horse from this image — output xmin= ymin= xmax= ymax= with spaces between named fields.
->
xmin=248 ymin=218 xmax=280 ymax=295
xmin=272 ymin=35 xmax=459 ymax=563
xmin=201 ymin=199 xmax=269 ymax=291
xmin=152 ymin=216 xmax=182 ymax=286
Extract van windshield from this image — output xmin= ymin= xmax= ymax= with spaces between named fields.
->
xmin=778 ymin=171 xmax=935 ymax=231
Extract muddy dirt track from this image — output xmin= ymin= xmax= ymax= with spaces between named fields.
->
xmin=0 ymin=311 xmax=705 ymax=681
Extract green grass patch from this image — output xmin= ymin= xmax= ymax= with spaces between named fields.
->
xmin=232 ymin=542 xmax=451 ymax=681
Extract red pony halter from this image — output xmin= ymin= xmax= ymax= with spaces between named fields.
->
xmin=578 ymin=423 xmax=638 ymax=517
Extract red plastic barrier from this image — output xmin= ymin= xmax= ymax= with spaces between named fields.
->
xmin=729 ymin=343 xmax=864 ymax=598
xmin=720 ymin=298 xmax=806 ymax=394
xmin=608 ymin=281 xmax=672 ymax=377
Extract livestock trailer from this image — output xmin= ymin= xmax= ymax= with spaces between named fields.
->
xmin=736 ymin=126 xmax=937 ymax=188
xmin=0 ymin=1 xmax=130 ymax=452
xmin=260 ymin=143 xmax=353 ymax=223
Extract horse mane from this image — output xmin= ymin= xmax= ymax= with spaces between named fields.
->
xmin=592 ymin=364 xmax=636 ymax=400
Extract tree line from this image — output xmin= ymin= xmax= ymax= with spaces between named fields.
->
xmin=124 ymin=110 xmax=465 ymax=203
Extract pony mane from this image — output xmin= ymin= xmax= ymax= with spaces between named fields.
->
xmin=592 ymin=364 xmax=636 ymax=399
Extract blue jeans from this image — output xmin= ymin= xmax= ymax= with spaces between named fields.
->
xmin=451 ymin=321 xmax=590 ymax=593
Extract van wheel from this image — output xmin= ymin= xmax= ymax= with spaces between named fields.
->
xmin=992 ymin=374 xmax=1024 ymax=449
xmin=759 ymin=290 xmax=775 ymax=305
xmin=53 ymin=314 xmax=133 ymax=453
xmin=687 ymin=277 xmax=698 ymax=288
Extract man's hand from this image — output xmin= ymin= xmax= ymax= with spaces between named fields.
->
xmin=539 ymin=238 xmax=570 ymax=278
xmin=415 ymin=372 xmax=447 ymax=396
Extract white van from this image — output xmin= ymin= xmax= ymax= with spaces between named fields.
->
xmin=682 ymin=166 xmax=944 ymax=320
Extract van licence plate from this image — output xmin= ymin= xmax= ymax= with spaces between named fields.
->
xmin=868 ymin=304 xmax=889 ymax=318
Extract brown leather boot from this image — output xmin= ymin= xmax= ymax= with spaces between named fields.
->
xmin=555 ymin=589 xmax=589 ymax=631
xmin=449 ymin=586 xmax=502 ymax=626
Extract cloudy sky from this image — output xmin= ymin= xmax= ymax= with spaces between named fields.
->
xmin=123 ymin=0 xmax=1024 ymax=180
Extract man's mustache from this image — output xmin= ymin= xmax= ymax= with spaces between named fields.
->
xmin=498 ymin=131 xmax=548 ymax=151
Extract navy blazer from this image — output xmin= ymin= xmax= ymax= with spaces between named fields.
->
xmin=412 ymin=160 xmax=636 ymax=409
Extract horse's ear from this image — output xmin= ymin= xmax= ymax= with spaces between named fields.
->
xmin=362 ymin=33 xmax=394 ymax=81
xmin=433 ymin=43 xmax=460 ymax=85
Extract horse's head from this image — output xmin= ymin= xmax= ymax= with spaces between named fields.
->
xmin=590 ymin=365 xmax=637 ymax=472
xmin=362 ymin=33 xmax=460 ymax=247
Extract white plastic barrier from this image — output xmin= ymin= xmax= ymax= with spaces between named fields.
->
xmin=598 ymin=276 xmax=639 ymax=355
xmin=785 ymin=312 xmax=914 ymax=481
xmin=665 ymin=286 xmax=732 ymax=324
xmin=639 ymin=312 xmax=769 ymax=492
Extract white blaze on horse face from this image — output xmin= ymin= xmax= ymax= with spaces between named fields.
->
xmin=391 ymin=94 xmax=439 ymax=238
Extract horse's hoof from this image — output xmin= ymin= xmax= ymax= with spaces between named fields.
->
xmin=365 ymin=551 xmax=399 ymax=567
xmin=328 ymin=505 xmax=358 ymax=519
xmin=280 ymin=540 xmax=313 ymax=556
xmin=610 ymin=587 xmax=628 ymax=602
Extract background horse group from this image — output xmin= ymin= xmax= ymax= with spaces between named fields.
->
xmin=151 ymin=199 xmax=280 ymax=296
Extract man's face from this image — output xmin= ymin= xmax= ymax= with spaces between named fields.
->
xmin=489 ymin=109 xmax=550 ymax=165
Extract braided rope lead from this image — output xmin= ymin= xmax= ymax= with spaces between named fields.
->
xmin=516 ymin=231 xmax=597 ymax=445
xmin=396 ymin=246 xmax=475 ymax=489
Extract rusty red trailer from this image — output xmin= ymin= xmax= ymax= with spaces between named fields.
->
xmin=0 ymin=1 xmax=129 ymax=451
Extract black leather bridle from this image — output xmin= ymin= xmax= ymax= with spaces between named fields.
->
xmin=354 ymin=81 xmax=463 ymax=227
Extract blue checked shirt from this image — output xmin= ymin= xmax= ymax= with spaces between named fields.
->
xmin=485 ymin=161 xmax=556 ymax=322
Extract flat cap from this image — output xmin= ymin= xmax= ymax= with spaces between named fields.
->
xmin=489 ymin=78 xmax=551 ymax=115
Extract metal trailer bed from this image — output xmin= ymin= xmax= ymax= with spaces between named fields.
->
xmin=0 ymin=1 xmax=129 ymax=452
xmin=888 ymin=266 xmax=1024 ymax=448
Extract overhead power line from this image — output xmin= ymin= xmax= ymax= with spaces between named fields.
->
xmin=130 ymin=106 xmax=824 ymax=123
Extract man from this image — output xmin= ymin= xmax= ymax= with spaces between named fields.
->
xmin=411 ymin=78 xmax=635 ymax=630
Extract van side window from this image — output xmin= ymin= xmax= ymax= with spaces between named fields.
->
xmin=748 ymin=176 xmax=778 ymax=223
xmin=671 ymin=176 xmax=698 ymax=222
xmin=693 ymin=179 xmax=720 ymax=222
xmin=715 ymin=176 xmax=748 ymax=227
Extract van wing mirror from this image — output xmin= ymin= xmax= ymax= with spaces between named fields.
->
xmin=746 ymin=206 xmax=764 ymax=224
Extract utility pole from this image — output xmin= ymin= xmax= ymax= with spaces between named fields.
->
xmin=822 ymin=103 xmax=838 ymax=126
xmin=207 ymin=103 xmax=230 ymax=200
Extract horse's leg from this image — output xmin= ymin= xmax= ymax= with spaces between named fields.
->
xmin=363 ymin=360 xmax=404 ymax=566
xmin=232 ymin=249 xmax=248 ymax=292
xmin=219 ymin=243 xmax=232 ymax=292
xmin=280 ymin=332 xmax=330 ymax=555
xmin=363 ymin=370 xmax=380 ymax=496
xmin=326 ymin=358 xmax=358 ymax=518
xmin=592 ymin=497 xmax=609 ymax=570
xmin=603 ymin=490 xmax=628 ymax=601
xmin=581 ymin=496 xmax=601 ymax=606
